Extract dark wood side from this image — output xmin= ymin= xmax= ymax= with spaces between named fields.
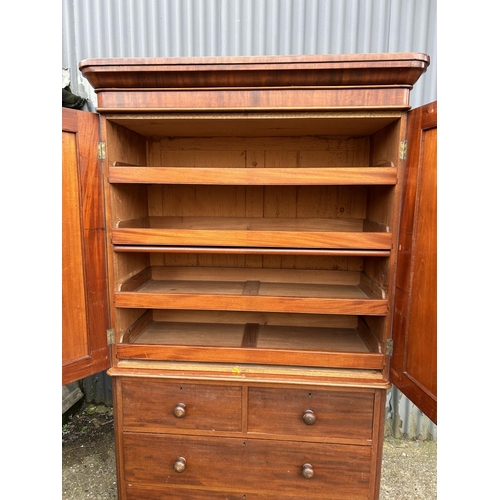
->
xmin=62 ymin=107 xmax=110 ymax=385
xmin=390 ymin=101 xmax=437 ymax=424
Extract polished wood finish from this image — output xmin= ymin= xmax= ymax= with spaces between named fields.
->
xmin=121 ymin=378 xmax=242 ymax=433
xmin=80 ymin=53 xmax=429 ymax=113
xmin=62 ymin=108 xmax=109 ymax=385
xmin=109 ymin=165 xmax=398 ymax=185
xmin=247 ymin=386 xmax=374 ymax=440
xmin=95 ymin=87 xmax=411 ymax=112
xmin=112 ymin=217 xmax=393 ymax=249
xmin=391 ymin=101 xmax=437 ymax=424
xmin=69 ymin=53 xmax=433 ymax=499
xmin=122 ymin=433 xmax=373 ymax=497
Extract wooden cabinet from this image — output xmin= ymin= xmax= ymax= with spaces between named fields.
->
xmin=63 ymin=53 xmax=436 ymax=499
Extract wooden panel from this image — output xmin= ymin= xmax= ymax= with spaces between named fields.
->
xmin=109 ymin=166 xmax=397 ymax=185
xmin=121 ymin=378 xmax=242 ymax=432
xmin=391 ymin=101 xmax=437 ymax=424
xmin=116 ymin=344 xmax=385 ymax=370
xmin=122 ymin=433 xmax=373 ymax=498
xmin=62 ymin=108 xmax=110 ymax=385
xmin=62 ymin=128 xmax=87 ymax=362
xmin=247 ymin=387 xmax=374 ymax=441
xmin=96 ymin=87 xmax=411 ymax=112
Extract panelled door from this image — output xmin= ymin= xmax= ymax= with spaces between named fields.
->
xmin=391 ymin=101 xmax=437 ymax=424
xmin=62 ymin=107 xmax=110 ymax=385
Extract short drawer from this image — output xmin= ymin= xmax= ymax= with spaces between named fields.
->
xmin=247 ymin=387 xmax=374 ymax=440
xmin=125 ymin=485 xmax=249 ymax=500
xmin=120 ymin=378 xmax=242 ymax=432
xmin=123 ymin=432 xmax=373 ymax=499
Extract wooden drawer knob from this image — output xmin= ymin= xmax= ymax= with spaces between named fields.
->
xmin=302 ymin=463 xmax=314 ymax=479
xmin=302 ymin=409 xmax=317 ymax=425
xmin=173 ymin=403 xmax=186 ymax=418
xmin=173 ymin=457 xmax=187 ymax=473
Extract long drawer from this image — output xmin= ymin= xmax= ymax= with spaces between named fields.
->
xmin=247 ymin=386 xmax=374 ymax=440
xmin=122 ymin=433 xmax=373 ymax=499
xmin=124 ymin=485 xmax=360 ymax=500
xmin=121 ymin=378 xmax=242 ymax=432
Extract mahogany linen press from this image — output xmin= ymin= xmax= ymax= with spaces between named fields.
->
xmin=63 ymin=53 xmax=437 ymax=499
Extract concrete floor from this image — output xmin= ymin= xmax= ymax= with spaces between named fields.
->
xmin=62 ymin=402 xmax=437 ymax=499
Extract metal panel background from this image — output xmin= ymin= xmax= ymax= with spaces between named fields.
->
xmin=62 ymin=0 xmax=436 ymax=110
xmin=62 ymin=0 xmax=437 ymax=439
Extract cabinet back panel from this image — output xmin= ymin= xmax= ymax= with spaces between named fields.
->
xmin=153 ymin=135 xmax=371 ymax=155
xmin=146 ymin=136 xmax=375 ymax=223
xmin=149 ymin=184 xmax=367 ymax=220
xmin=147 ymin=253 xmax=363 ymax=271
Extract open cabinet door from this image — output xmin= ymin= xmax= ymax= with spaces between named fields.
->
xmin=62 ymin=107 xmax=110 ymax=386
xmin=391 ymin=101 xmax=437 ymax=424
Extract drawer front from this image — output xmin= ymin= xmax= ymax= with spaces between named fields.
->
xmin=121 ymin=378 xmax=242 ymax=432
xmin=125 ymin=485 xmax=343 ymax=500
xmin=123 ymin=433 xmax=373 ymax=499
xmin=125 ymin=485 xmax=248 ymax=500
xmin=247 ymin=387 xmax=374 ymax=440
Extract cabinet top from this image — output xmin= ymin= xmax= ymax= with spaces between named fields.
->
xmin=80 ymin=52 xmax=430 ymax=90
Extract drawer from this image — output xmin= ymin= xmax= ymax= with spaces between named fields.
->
xmin=125 ymin=485 xmax=342 ymax=500
xmin=247 ymin=387 xmax=374 ymax=440
xmin=121 ymin=378 xmax=242 ymax=432
xmin=123 ymin=432 xmax=373 ymax=499
xmin=125 ymin=485 xmax=248 ymax=500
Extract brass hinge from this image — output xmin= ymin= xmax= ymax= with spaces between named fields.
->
xmin=386 ymin=339 xmax=393 ymax=356
xmin=107 ymin=329 xmax=115 ymax=345
xmin=399 ymin=140 xmax=408 ymax=160
xmin=98 ymin=141 xmax=106 ymax=160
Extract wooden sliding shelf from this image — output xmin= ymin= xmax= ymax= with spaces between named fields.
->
xmin=116 ymin=267 xmax=387 ymax=314
xmin=117 ymin=309 xmax=385 ymax=369
xmin=109 ymin=165 xmax=397 ymax=185
xmin=112 ymin=216 xmax=392 ymax=249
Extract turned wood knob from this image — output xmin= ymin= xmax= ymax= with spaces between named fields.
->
xmin=302 ymin=409 xmax=317 ymax=425
xmin=173 ymin=457 xmax=186 ymax=473
xmin=302 ymin=463 xmax=314 ymax=479
xmin=173 ymin=403 xmax=186 ymax=418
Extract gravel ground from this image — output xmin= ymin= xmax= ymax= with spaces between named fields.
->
xmin=62 ymin=401 xmax=436 ymax=499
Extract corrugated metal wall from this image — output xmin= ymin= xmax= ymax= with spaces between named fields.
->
xmin=62 ymin=0 xmax=437 ymax=439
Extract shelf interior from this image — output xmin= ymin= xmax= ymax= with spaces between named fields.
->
xmin=105 ymin=111 xmax=399 ymax=368
xmin=118 ymin=266 xmax=386 ymax=300
xmin=123 ymin=310 xmax=382 ymax=353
